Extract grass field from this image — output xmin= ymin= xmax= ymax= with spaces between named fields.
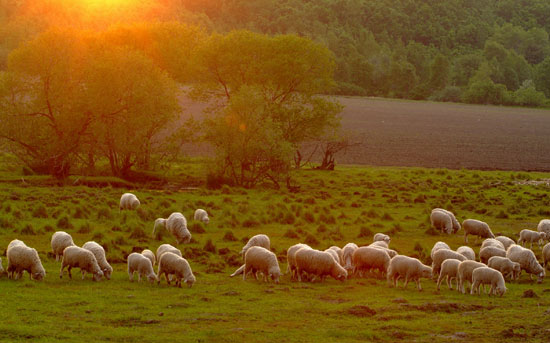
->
xmin=2 ymin=156 xmax=550 ymax=342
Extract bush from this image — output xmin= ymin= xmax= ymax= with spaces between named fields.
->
xmin=283 ymin=229 xmax=299 ymax=239
xmin=77 ymin=222 xmax=92 ymax=234
xmin=129 ymin=226 xmax=147 ymax=239
xmin=189 ymin=222 xmax=206 ymax=233
xmin=429 ymin=86 xmax=462 ymax=102
xmin=304 ymin=212 xmax=316 ymax=223
xmin=304 ymin=233 xmax=319 ymax=246
xmin=242 ymin=218 xmax=260 ymax=228
xmin=57 ymin=216 xmax=73 ymax=230
xmin=20 ymin=224 xmax=36 ymax=235
xmin=357 ymin=226 xmax=373 ymax=238
xmin=43 ymin=224 xmax=54 ymax=232
xmin=32 ymin=205 xmax=48 ymax=218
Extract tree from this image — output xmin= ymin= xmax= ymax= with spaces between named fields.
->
xmin=534 ymin=57 xmax=550 ymax=97
xmin=428 ymin=54 xmax=450 ymax=91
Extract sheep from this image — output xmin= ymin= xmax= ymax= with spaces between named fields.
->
xmin=194 ymin=209 xmax=210 ymax=224
xmin=373 ymin=233 xmax=391 ymax=244
xmin=518 ymin=229 xmax=547 ymax=249
xmin=127 ymin=252 xmax=158 ymax=283
xmin=387 ymin=255 xmax=432 ymax=291
xmin=6 ymin=244 xmax=45 ymax=281
xmin=82 ymin=241 xmax=113 ymax=280
xmin=157 ymin=252 xmax=195 ymax=288
xmin=341 ymin=242 xmax=359 ymax=275
xmin=487 ymin=256 xmax=521 ymax=281
xmin=141 ymin=249 xmax=156 ymax=266
xmin=60 ymin=246 xmax=103 ymax=281
xmin=480 ymin=238 xmax=505 ymax=250
xmin=324 ymin=248 xmax=341 ymax=265
xmin=369 ymin=241 xmax=389 ymax=249
xmin=352 ymin=247 xmax=390 ymax=278
xmin=457 ymin=260 xmax=486 ymax=294
xmin=370 ymin=246 xmax=398 ymax=258
xmin=537 ymin=219 xmax=550 ymax=236
xmin=153 ymin=212 xmax=191 ymax=244
xmin=284 ymin=243 xmax=312 ymax=280
xmin=430 ymin=210 xmax=453 ymax=234
xmin=156 ymin=244 xmax=182 ymax=261
xmin=543 ymin=243 xmax=550 ymax=269
xmin=51 ymin=231 xmax=75 ymax=262
xmin=0 ymin=257 xmax=3 ymax=275
xmin=432 ymin=249 xmax=466 ymax=276
xmin=327 ymin=246 xmax=344 ymax=265
xmin=119 ymin=192 xmax=140 ymax=211
xmin=240 ymin=234 xmax=271 ymax=257
xmin=471 ymin=267 xmax=507 ymax=297
xmin=456 ymin=246 xmax=475 ymax=260
xmin=437 ymin=259 xmax=461 ymax=291
xmin=494 ymin=236 xmax=515 ymax=250
xmin=242 ymin=246 xmax=281 ymax=283
xmin=295 ymin=248 xmax=347 ymax=282
xmin=7 ymin=239 xmax=26 ymax=251
xmin=479 ymin=246 xmax=506 ymax=264
xmin=462 ymin=219 xmax=494 ymax=243
xmin=433 ymin=208 xmax=461 ymax=233
xmin=430 ymin=241 xmax=451 ymax=260
xmin=506 ymin=244 xmax=545 ymax=283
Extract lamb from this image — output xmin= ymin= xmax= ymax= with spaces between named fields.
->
xmin=462 ymin=219 xmax=494 ymax=243
xmin=60 ymin=246 xmax=103 ymax=281
xmin=156 ymin=244 xmax=182 ymax=261
xmin=487 ymin=256 xmax=521 ymax=281
xmin=352 ymin=247 xmax=390 ymax=277
xmin=456 ymin=246 xmax=475 ymax=260
xmin=373 ymin=233 xmax=391 ymax=244
xmin=295 ymin=248 xmax=347 ymax=282
xmin=157 ymin=252 xmax=196 ymax=288
xmin=341 ymin=242 xmax=359 ymax=275
xmin=387 ymin=255 xmax=432 ymax=291
xmin=324 ymin=248 xmax=341 ymax=265
xmin=431 ymin=249 xmax=466 ymax=276
xmin=119 ymin=192 xmax=140 ymax=211
xmin=479 ymin=246 xmax=506 ymax=264
xmin=369 ymin=241 xmax=389 ymax=249
xmin=240 ymin=234 xmax=271 ymax=257
xmin=194 ymin=209 xmax=210 ymax=224
xmin=518 ymin=229 xmax=547 ymax=249
xmin=471 ymin=267 xmax=507 ymax=297
xmin=430 ymin=241 xmax=451 ymax=260
xmin=6 ymin=244 xmax=45 ymax=280
xmin=430 ymin=210 xmax=453 ymax=234
xmin=242 ymin=246 xmax=281 ymax=283
xmin=285 ymin=243 xmax=312 ymax=280
xmin=457 ymin=260 xmax=486 ymax=293
xmin=543 ymin=243 xmax=550 ymax=269
xmin=51 ymin=231 xmax=75 ymax=262
xmin=494 ymin=236 xmax=515 ymax=250
xmin=141 ymin=249 xmax=156 ymax=266
xmin=506 ymin=244 xmax=545 ymax=283
xmin=436 ymin=259 xmax=461 ymax=291
xmin=153 ymin=212 xmax=191 ymax=244
xmin=327 ymin=246 xmax=344 ymax=265
xmin=432 ymin=208 xmax=461 ymax=233
xmin=537 ymin=219 xmax=550 ymax=236
xmin=480 ymin=238 xmax=505 ymax=250
xmin=82 ymin=241 xmax=113 ymax=280
xmin=127 ymin=252 xmax=158 ymax=283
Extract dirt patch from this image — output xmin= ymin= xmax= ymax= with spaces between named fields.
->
xmin=319 ymin=295 xmax=349 ymax=304
xmin=403 ymin=302 xmax=493 ymax=313
xmin=522 ymin=289 xmax=539 ymax=298
xmin=346 ymin=305 xmax=376 ymax=317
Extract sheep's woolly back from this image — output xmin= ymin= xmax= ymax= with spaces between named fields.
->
xmin=543 ymin=243 xmax=550 ymax=266
xmin=327 ymin=246 xmax=344 ymax=265
xmin=7 ymin=245 xmax=45 ymax=280
xmin=369 ymin=241 xmax=389 ymax=249
xmin=128 ymin=252 xmax=157 ymax=282
xmin=166 ymin=212 xmax=191 ymax=244
xmin=432 ymin=208 xmax=461 ymax=233
xmin=342 ymin=243 xmax=359 ymax=272
xmin=494 ymin=236 xmax=515 ymax=250
xmin=295 ymin=249 xmax=347 ymax=281
xmin=156 ymin=244 xmax=182 ymax=261
xmin=120 ymin=193 xmax=140 ymax=210
xmin=141 ymin=249 xmax=156 ymax=266
xmin=61 ymin=246 xmax=103 ymax=280
xmin=481 ymin=239 xmax=505 ymax=250
xmin=0 ymin=257 xmax=3 ymax=273
xmin=387 ymin=255 xmax=432 ymax=282
xmin=430 ymin=241 xmax=451 ymax=260
xmin=352 ymin=247 xmax=391 ymax=274
xmin=323 ymin=248 xmax=341 ymax=265
xmin=286 ymin=243 xmax=311 ymax=276
xmin=471 ymin=267 xmax=507 ymax=296
xmin=82 ymin=241 xmax=113 ymax=280
xmin=158 ymin=252 xmax=195 ymax=287
xmin=244 ymin=246 xmax=281 ymax=283
xmin=432 ymin=249 xmax=466 ymax=274
xmin=538 ymin=219 xmax=550 ymax=236
xmin=463 ymin=219 xmax=494 ymax=238
xmin=241 ymin=234 xmax=271 ymax=256
xmin=194 ymin=209 xmax=209 ymax=224
xmin=518 ymin=229 xmax=546 ymax=246
xmin=487 ymin=256 xmax=520 ymax=280
xmin=479 ymin=246 xmax=506 ymax=264
xmin=51 ymin=232 xmax=75 ymax=261
xmin=457 ymin=260 xmax=485 ymax=283
xmin=430 ymin=210 xmax=453 ymax=234
xmin=506 ymin=244 xmax=545 ymax=281
xmin=7 ymin=239 xmax=26 ymax=252
xmin=456 ymin=246 xmax=475 ymax=260
xmin=373 ymin=233 xmax=391 ymax=244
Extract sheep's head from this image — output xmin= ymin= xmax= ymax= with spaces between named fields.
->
xmin=203 ymin=216 xmax=210 ymax=225
xmin=32 ymin=269 xmax=45 ymax=281
xmin=148 ymin=273 xmax=159 ymax=283
xmin=185 ymin=274 xmax=196 ymax=288
xmin=93 ymin=270 xmax=104 ymax=282
xmin=269 ymin=266 xmax=281 ymax=284
xmin=537 ymin=270 xmax=545 ymax=284
xmin=421 ymin=266 xmax=433 ymax=279
xmin=513 ymin=263 xmax=521 ymax=280
xmin=103 ymin=267 xmax=112 ymax=280
xmin=496 ymin=286 xmax=507 ymax=297
xmin=131 ymin=198 xmax=141 ymax=210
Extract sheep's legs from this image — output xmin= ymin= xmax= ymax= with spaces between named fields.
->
xmin=81 ymin=270 xmax=86 ymax=280
xmin=67 ymin=266 xmax=72 ymax=279
xmin=416 ymin=278 xmax=422 ymax=291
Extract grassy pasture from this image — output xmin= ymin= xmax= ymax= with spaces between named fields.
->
xmin=1 ymin=159 xmax=550 ymax=342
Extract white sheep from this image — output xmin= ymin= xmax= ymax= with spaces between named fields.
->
xmin=243 ymin=246 xmax=281 ymax=283
xmin=456 ymin=246 xmax=475 ymax=260
xmin=537 ymin=219 xmax=550 ymax=236
xmin=153 ymin=212 xmax=191 ymax=244
xmin=0 ymin=257 xmax=3 ymax=274
xmin=7 ymin=239 xmax=26 ymax=251
xmin=285 ymin=243 xmax=312 ymax=280
xmin=157 ymin=252 xmax=195 ymax=288
xmin=543 ymin=243 xmax=550 ymax=269
xmin=6 ymin=244 xmax=45 ymax=281
xmin=506 ymin=244 xmax=545 ymax=283
xmin=194 ymin=209 xmax=210 ymax=224
xmin=369 ymin=241 xmax=389 ymax=249
xmin=119 ymin=192 xmax=140 ymax=211
xmin=156 ymin=244 xmax=182 ymax=261
xmin=327 ymin=246 xmax=344 ymax=265
xmin=471 ymin=267 xmax=507 ymax=297
xmin=430 ymin=210 xmax=453 ymax=234
xmin=127 ymin=252 xmax=158 ymax=283
xmin=430 ymin=241 xmax=451 ymax=260
xmin=370 ymin=246 xmax=398 ymax=258
xmin=352 ymin=247 xmax=390 ymax=277
xmin=60 ymin=246 xmax=103 ymax=281
xmin=373 ymin=233 xmax=391 ymax=244
xmin=480 ymin=238 xmax=505 ymax=250
xmin=457 ymin=260 xmax=486 ymax=294
xmin=341 ymin=242 xmax=359 ymax=275
xmin=432 ymin=208 xmax=461 ymax=233
xmin=387 ymin=255 xmax=432 ymax=291
xmin=295 ymin=248 xmax=347 ymax=282
xmin=432 ymin=249 xmax=466 ymax=276
xmin=141 ymin=249 xmax=156 ymax=266
xmin=240 ymin=234 xmax=271 ymax=257
xmin=51 ymin=231 xmax=75 ymax=262
xmin=518 ymin=229 xmax=547 ymax=249
xmin=82 ymin=241 xmax=113 ymax=280
xmin=487 ymin=256 xmax=521 ymax=281
xmin=323 ymin=248 xmax=341 ymax=265
xmin=462 ymin=219 xmax=494 ymax=243
xmin=437 ymin=259 xmax=461 ymax=291
xmin=479 ymin=246 xmax=506 ymax=264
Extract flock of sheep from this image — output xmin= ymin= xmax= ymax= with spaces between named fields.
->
xmin=3 ymin=194 xmax=550 ymax=297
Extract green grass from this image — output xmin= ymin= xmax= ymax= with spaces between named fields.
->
xmin=1 ymin=160 xmax=550 ymax=342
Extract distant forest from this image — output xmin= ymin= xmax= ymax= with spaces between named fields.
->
xmin=1 ymin=0 xmax=550 ymax=106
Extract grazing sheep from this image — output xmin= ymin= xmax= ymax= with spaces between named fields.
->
xmin=456 ymin=246 xmax=475 ymax=260
xmin=7 ymin=239 xmax=26 ymax=252
xmin=494 ymin=236 xmax=516 ymax=250
xmin=243 ymin=246 xmax=281 ymax=283
xmin=156 ymin=244 xmax=182 ymax=261
xmin=432 ymin=249 xmax=466 ymax=276
xmin=285 ymin=243 xmax=312 ymax=280
xmin=471 ymin=267 xmax=507 ymax=297
xmin=0 ymin=257 xmax=3 ymax=274
xmin=437 ymin=259 xmax=461 ymax=291
xmin=487 ymin=256 xmax=521 ymax=281
xmin=153 ymin=212 xmax=191 ymax=244
xmin=537 ymin=219 xmax=550 ymax=236
xmin=430 ymin=241 xmax=451 ymax=260
xmin=457 ymin=260 xmax=486 ymax=294
xmin=430 ymin=210 xmax=453 ymax=234
xmin=327 ymin=246 xmax=344 ymax=265
xmin=194 ymin=209 xmax=210 ymax=224
xmin=543 ymin=243 xmax=550 ymax=269
xmin=295 ymin=248 xmax=347 ymax=282
xmin=479 ymin=246 xmax=506 ymax=265
xmin=387 ymin=255 xmax=432 ymax=291
xmin=60 ymin=246 xmax=103 ymax=281
xmin=480 ymin=238 xmax=505 ymax=251
xmin=119 ymin=192 xmax=140 ymax=211
xmin=433 ymin=208 xmax=461 ymax=233
xmin=6 ymin=245 xmax=45 ymax=281
xmin=369 ymin=241 xmax=389 ymax=249
xmin=157 ymin=252 xmax=195 ymax=288
xmin=240 ymin=234 xmax=271 ymax=257
xmin=51 ymin=231 xmax=75 ymax=262
xmin=127 ymin=252 xmax=158 ymax=283
xmin=506 ymin=244 xmax=545 ymax=283
xmin=82 ymin=241 xmax=112 ymax=280
xmin=518 ymin=229 xmax=547 ymax=249
xmin=370 ymin=246 xmax=398 ymax=258
xmin=373 ymin=233 xmax=391 ymax=244
xmin=342 ymin=243 xmax=359 ymax=275
xmin=141 ymin=249 xmax=156 ymax=266
xmin=352 ymin=247 xmax=390 ymax=277
xmin=462 ymin=219 xmax=494 ymax=243
xmin=324 ymin=248 xmax=341 ymax=265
